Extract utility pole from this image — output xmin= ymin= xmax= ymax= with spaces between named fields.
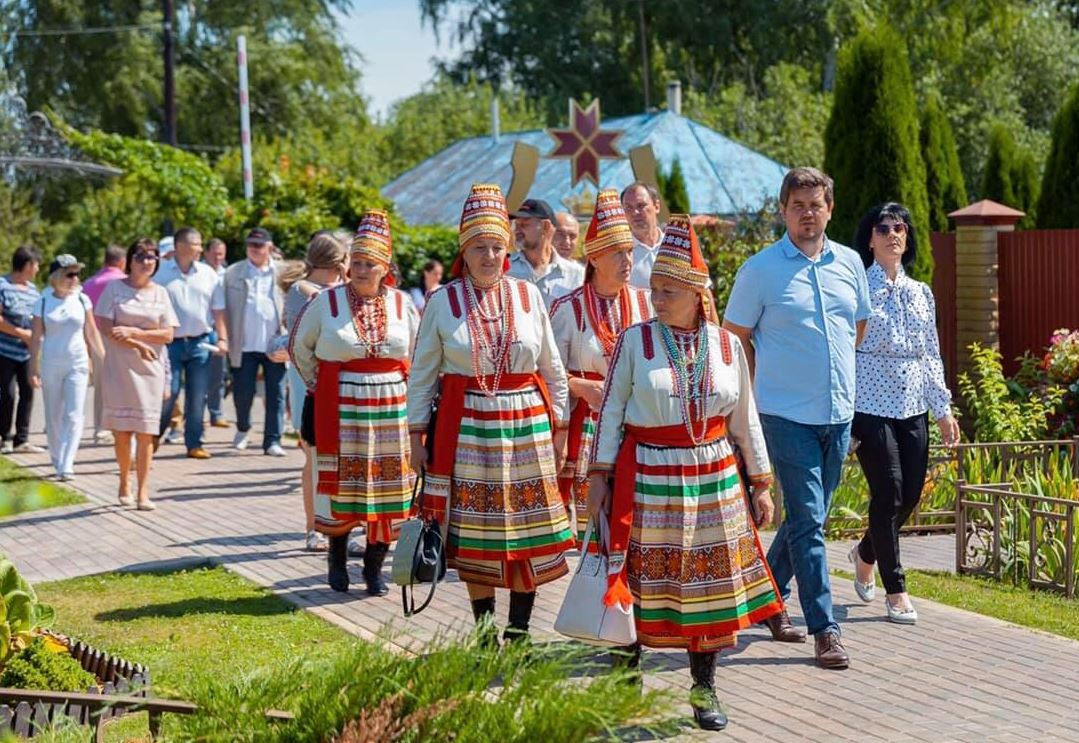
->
xmin=162 ymin=0 xmax=177 ymax=146
xmin=637 ymin=0 xmax=650 ymax=112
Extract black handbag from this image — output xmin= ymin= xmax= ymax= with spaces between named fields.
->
xmin=393 ymin=472 xmax=448 ymax=617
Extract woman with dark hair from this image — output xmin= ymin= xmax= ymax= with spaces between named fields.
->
xmin=848 ymin=202 xmax=959 ymax=624
xmin=94 ymin=237 xmax=178 ymax=510
xmin=408 ymin=258 xmax=443 ymax=312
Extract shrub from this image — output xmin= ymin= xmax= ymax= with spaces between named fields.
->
xmin=0 ymin=637 xmax=95 ymax=692
xmin=656 ymin=157 xmax=690 ymax=214
xmin=824 ymin=23 xmax=932 ymax=281
xmin=706 ymin=200 xmax=783 ymax=316
xmin=920 ymin=94 xmax=968 ymax=232
xmin=981 ymin=123 xmax=1040 ymax=230
xmin=1036 ymin=82 xmax=1079 ymax=228
xmin=958 ymin=343 xmax=1062 ymax=442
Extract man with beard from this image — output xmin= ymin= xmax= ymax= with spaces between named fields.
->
xmin=506 ymin=198 xmax=584 ymax=308
xmin=722 ymin=167 xmax=871 ymax=671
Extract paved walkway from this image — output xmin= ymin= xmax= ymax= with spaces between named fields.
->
xmin=3 ymin=394 xmax=1079 ymax=741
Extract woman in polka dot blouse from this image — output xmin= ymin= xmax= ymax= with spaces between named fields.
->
xmin=847 ymin=202 xmax=960 ymax=626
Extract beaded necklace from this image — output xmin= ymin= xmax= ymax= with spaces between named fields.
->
xmin=347 ymin=284 xmax=387 ymax=357
xmin=657 ymin=319 xmax=712 ymax=445
xmin=583 ymin=283 xmax=631 ymax=357
xmin=462 ymin=276 xmax=515 ymax=396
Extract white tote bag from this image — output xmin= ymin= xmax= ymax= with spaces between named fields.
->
xmin=554 ymin=514 xmax=637 ymax=647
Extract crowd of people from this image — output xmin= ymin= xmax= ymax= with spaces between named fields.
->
xmin=0 ymin=165 xmax=958 ymax=730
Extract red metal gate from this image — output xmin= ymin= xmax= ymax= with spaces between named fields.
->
xmin=931 ymin=232 xmax=958 ymax=394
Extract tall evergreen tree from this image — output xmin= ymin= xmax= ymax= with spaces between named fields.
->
xmin=823 ymin=24 xmax=932 ymax=281
xmin=982 ymin=123 xmax=1040 ymax=229
xmin=659 ymin=158 xmax=691 ymax=214
xmin=1036 ymin=82 xmax=1079 ymax=228
xmin=920 ymin=94 xmax=968 ymax=232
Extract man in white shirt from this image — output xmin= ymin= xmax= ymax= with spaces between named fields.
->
xmin=552 ymin=212 xmax=581 ymax=261
xmin=621 ymin=182 xmax=666 ymax=287
xmin=506 ymin=198 xmax=585 ymax=308
xmin=202 ymin=238 xmax=229 ymax=428
xmin=217 ymin=228 xmax=288 ymax=457
xmin=156 ymin=227 xmax=227 ymax=459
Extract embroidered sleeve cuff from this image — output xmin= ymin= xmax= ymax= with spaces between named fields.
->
xmin=409 ymin=424 xmax=428 ymax=434
xmin=748 ymin=473 xmax=773 ymax=489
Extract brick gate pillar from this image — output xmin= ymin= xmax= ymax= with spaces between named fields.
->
xmin=948 ymin=199 xmax=1025 ymax=377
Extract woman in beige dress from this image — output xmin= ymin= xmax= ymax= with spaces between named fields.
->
xmin=95 ymin=237 xmax=178 ymax=511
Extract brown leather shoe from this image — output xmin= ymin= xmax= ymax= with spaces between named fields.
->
xmin=187 ymin=447 xmax=212 ymax=460
xmin=814 ymin=631 xmax=849 ymax=670
xmin=762 ymin=610 xmax=806 ymax=643
xmin=210 ymin=419 xmax=231 ymax=429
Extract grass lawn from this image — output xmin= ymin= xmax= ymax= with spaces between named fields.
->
xmin=834 ymin=568 xmax=1079 ymax=641
xmin=0 ymin=455 xmax=86 ymax=518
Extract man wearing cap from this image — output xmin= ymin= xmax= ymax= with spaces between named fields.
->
xmin=0 ymin=245 xmax=44 ymax=454
xmin=507 ymin=198 xmax=585 ymax=308
xmin=155 ymin=227 xmax=227 ymax=459
xmin=217 ymin=228 xmax=288 ymax=456
xmin=621 ymin=182 xmax=666 ymax=287
xmin=552 ymin=212 xmax=581 ymax=262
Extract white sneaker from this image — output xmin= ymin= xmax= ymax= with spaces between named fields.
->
xmin=0 ymin=441 xmax=12 ymax=454
xmin=232 ymin=431 xmax=249 ymax=450
xmin=94 ymin=431 xmax=114 ymax=445
xmin=13 ymin=443 xmax=45 ymax=454
xmin=162 ymin=428 xmax=180 ymax=445
xmin=265 ymin=443 xmax=286 ymax=457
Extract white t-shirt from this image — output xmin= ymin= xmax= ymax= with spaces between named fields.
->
xmin=34 ymin=289 xmax=91 ymax=367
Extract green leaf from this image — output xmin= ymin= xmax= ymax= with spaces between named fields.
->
xmin=33 ymin=603 xmax=55 ymax=629
xmin=4 ymin=591 xmax=33 ymax=633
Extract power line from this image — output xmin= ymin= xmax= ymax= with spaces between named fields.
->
xmin=13 ymin=23 xmax=159 ymax=38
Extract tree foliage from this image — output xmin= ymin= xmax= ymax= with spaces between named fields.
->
xmin=1036 ymin=82 xmax=1079 ymax=228
xmin=823 ymin=24 xmax=932 ymax=280
xmin=920 ymin=94 xmax=968 ymax=232
xmin=981 ymin=123 xmax=1040 ymax=229
xmin=656 ymin=158 xmax=689 ymax=214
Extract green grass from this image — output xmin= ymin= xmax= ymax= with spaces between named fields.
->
xmin=835 ymin=568 xmax=1079 ymax=641
xmin=0 ymin=455 xmax=86 ymax=518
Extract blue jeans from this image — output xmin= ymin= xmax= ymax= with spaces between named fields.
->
xmin=159 ymin=335 xmax=211 ymax=451
xmin=761 ymin=414 xmax=851 ymax=637
xmin=231 ymin=352 xmax=286 ymax=451
xmin=206 ymin=332 xmax=227 ymax=423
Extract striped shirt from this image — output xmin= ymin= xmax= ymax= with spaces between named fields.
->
xmin=0 ymin=275 xmax=41 ymax=362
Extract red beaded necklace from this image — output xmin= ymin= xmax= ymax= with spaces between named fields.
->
xmin=347 ymin=283 xmax=387 ymax=357
xmin=583 ymin=283 xmax=632 ymax=357
xmin=462 ymin=277 xmax=516 ymax=396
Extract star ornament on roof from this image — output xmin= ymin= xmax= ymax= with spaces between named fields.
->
xmin=546 ymin=99 xmax=623 ymax=187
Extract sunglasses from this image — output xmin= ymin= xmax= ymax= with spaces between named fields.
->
xmin=874 ymin=222 xmax=908 ymax=237
xmin=64 ymin=272 xmax=80 ymax=279
xmin=133 ymin=252 xmax=160 ymax=263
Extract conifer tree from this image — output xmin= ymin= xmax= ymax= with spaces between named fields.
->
xmin=1036 ymin=82 xmax=1079 ymax=228
xmin=920 ymin=95 xmax=968 ymax=232
xmin=823 ymin=24 xmax=932 ymax=280
xmin=982 ymin=124 xmax=1040 ymax=229
xmin=664 ymin=158 xmax=691 ymax=214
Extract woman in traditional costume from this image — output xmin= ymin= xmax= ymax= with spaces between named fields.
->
xmin=587 ymin=215 xmax=784 ymax=731
xmin=290 ymin=209 xmax=419 ymax=596
xmin=550 ymin=189 xmax=651 ymax=539
xmin=407 ymin=183 xmax=574 ymax=644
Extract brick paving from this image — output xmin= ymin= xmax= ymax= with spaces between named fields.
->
xmin=2 ymin=392 xmax=1079 ymax=741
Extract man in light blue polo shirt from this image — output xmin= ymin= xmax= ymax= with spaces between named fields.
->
xmin=507 ymin=198 xmax=585 ymax=308
xmin=723 ymin=167 xmax=870 ymax=670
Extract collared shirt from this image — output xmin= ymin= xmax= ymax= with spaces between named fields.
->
xmin=155 ymin=258 xmax=225 ymax=338
xmin=630 ymin=229 xmax=664 ymax=287
xmin=239 ymin=259 xmax=279 ymax=353
xmin=81 ymin=266 xmax=126 ymax=308
xmin=506 ymin=250 xmax=585 ymax=308
xmin=0 ymin=275 xmax=41 ymax=362
xmin=724 ymin=233 xmax=871 ymax=425
xmin=856 ymin=262 xmax=951 ymax=420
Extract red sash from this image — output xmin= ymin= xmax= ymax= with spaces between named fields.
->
xmin=558 ymin=371 xmax=604 ymax=506
xmin=604 ymin=419 xmax=728 ymax=609
xmin=423 ymin=372 xmax=554 ymax=520
xmin=315 ymin=357 xmax=409 ymax=495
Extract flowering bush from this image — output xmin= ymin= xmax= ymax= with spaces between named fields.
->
xmin=1041 ymin=329 xmax=1079 ymax=436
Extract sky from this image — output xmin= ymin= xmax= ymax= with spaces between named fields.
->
xmin=335 ymin=1 xmax=452 ymax=119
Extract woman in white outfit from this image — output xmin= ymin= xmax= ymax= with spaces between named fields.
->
xmin=27 ymin=254 xmax=105 ymax=481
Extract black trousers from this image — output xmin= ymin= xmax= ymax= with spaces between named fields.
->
xmin=852 ymin=411 xmax=929 ymax=594
xmin=0 ymin=355 xmax=33 ymax=446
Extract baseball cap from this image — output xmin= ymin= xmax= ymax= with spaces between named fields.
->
xmin=158 ymin=236 xmax=174 ymax=254
xmin=49 ymin=253 xmax=85 ymax=275
xmin=246 ymin=227 xmax=273 ymax=245
xmin=509 ymin=199 xmax=556 ymax=223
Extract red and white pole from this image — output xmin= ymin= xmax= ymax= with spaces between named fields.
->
xmin=237 ymin=34 xmax=253 ymax=201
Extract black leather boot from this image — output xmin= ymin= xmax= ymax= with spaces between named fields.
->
xmin=504 ymin=590 xmax=536 ymax=644
xmin=610 ymin=643 xmax=643 ymax=693
xmin=471 ymin=596 xmax=498 ymax=650
xmin=327 ymin=535 xmax=349 ymax=593
xmin=362 ymin=542 xmax=390 ymax=597
xmin=688 ymin=651 xmax=727 ymax=731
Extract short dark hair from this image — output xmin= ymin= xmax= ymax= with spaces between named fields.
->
xmin=125 ymin=237 xmax=161 ymax=276
xmin=173 ymin=226 xmax=201 ymax=248
xmin=104 ymin=243 xmax=126 ymax=267
xmin=853 ymin=202 xmax=919 ymax=269
xmin=421 ymin=258 xmax=443 ymax=273
xmin=206 ymin=237 xmax=226 ymax=252
xmin=780 ymin=167 xmax=834 ymax=207
xmin=12 ymin=245 xmax=41 ymax=272
xmin=620 ymin=181 xmax=661 ymax=205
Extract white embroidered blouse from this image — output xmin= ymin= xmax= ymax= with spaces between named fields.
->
xmin=855 ymin=262 xmax=952 ymax=421
xmin=589 ymin=320 xmax=771 ymax=480
xmin=406 ymin=277 xmax=570 ymax=430
xmin=289 ymin=284 xmax=419 ymax=389
xmin=549 ymin=285 xmax=652 ymax=377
